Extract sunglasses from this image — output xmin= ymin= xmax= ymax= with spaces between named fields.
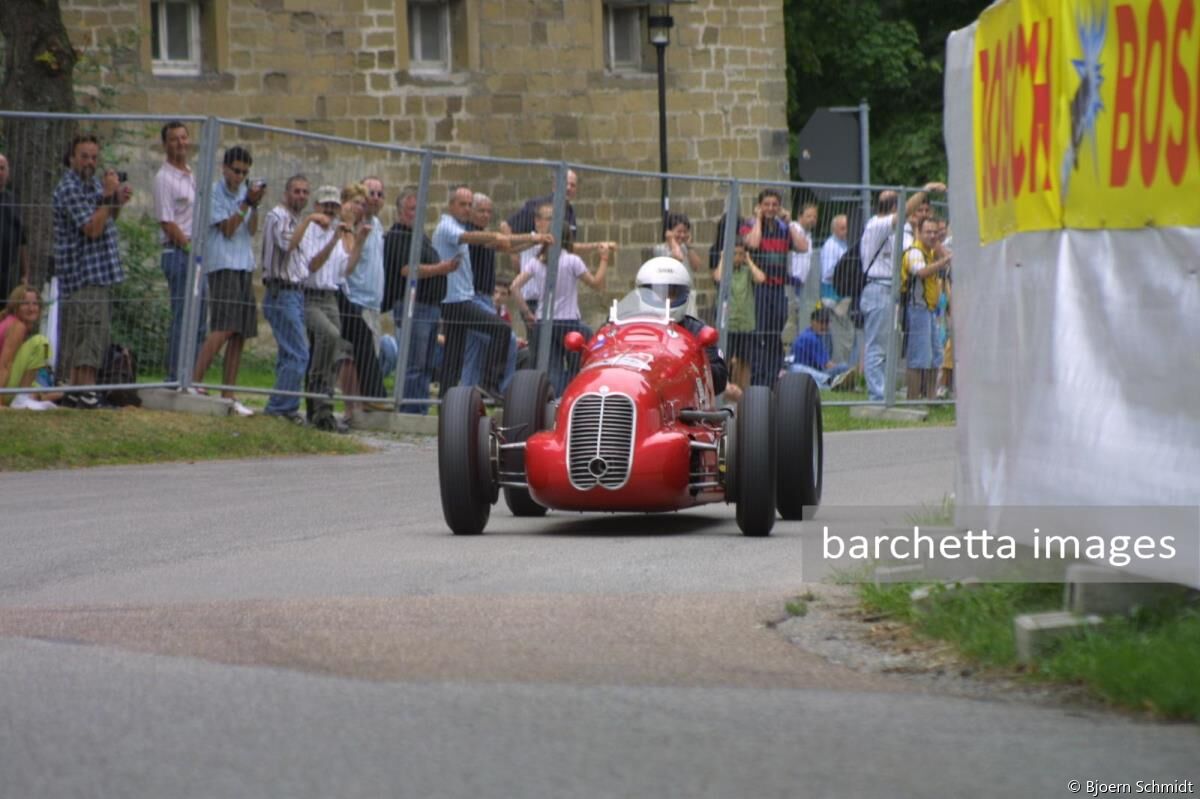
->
xmin=227 ymin=166 xmax=249 ymax=176
xmin=368 ymin=191 xmax=385 ymax=197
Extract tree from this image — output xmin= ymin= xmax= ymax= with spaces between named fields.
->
xmin=0 ymin=0 xmax=78 ymax=287
xmin=785 ymin=0 xmax=992 ymax=187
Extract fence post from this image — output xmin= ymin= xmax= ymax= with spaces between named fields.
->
xmin=393 ymin=149 xmax=434 ymax=411
xmin=882 ymin=186 xmax=908 ymax=407
xmin=715 ymin=178 xmax=740 ymax=362
xmin=177 ymin=117 xmax=219 ymax=391
xmin=535 ymin=162 xmax=570 ymax=374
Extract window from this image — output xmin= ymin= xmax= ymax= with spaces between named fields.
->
xmin=150 ymin=0 xmax=202 ymax=76
xmin=408 ymin=0 xmax=451 ymax=73
xmin=604 ymin=3 xmax=646 ymax=72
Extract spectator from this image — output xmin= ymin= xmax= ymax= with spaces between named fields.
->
xmin=901 ymin=216 xmax=950 ymax=399
xmin=653 ymin=212 xmax=704 ymax=272
xmin=0 ymin=284 xmax=60 ymax=410
xmin=789 ymin=307 xmax=854 ymax=390
xmin=819 ymin=213 xmax=855 ymax=366
xmin=707 ymin=210 xmax=745 ymax=272
xmin=294 ymin=184 xmax=370 ymax=432
xmin=0 ymin=153 xmax=30 ymax=301
xmin=461 ymin=192 xmax=512 ymax=393
xmin=492 ymin=278 xmax=531 ymax=371
xmin=510 ymin=228 xmax=611 ymax=395
xmin=859 ymin=182 xmax=945 ymax=402
xmin=259 ymin=174 xmax=311 ymax=424
xmin=788 ymin=202 xmax=817 ymax=322
xmin=337 ymin=175 xmax=389 ymax=410
xmin=152 ymin=121 xmax=205 ymax=383
xmin=504 ymin=169 xmax=579 ymax=237
xmin=712 ymin=238 xmax=765 ymax=400
xmin=382 ymin=186 xmax=456 ymax=414
xmin=52 ymin=133 xmax=131 ymax=409
xmin=739 ymin=188 xmax=807 ymax=386
xmin=436 ymin=185 xmax=549 ymax=397
xmin=191 ymin=146 xmax=266 ymax=416
xmin=513 ymin=202 xmax=555 ymax=367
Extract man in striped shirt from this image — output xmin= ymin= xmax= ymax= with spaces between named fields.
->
xmin=739 ymin=188 xmax=807 ymax=386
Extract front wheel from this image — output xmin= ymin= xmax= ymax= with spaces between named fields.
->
xmin=501 ymin=369 xmax=552 ymax=517
xmin=775 ymin=372 xmax=823 ymax=520
xmin=735 ymin=386 xmax=777 ymax=537
xmin=438 ymin=385 xmax=494 ymax=535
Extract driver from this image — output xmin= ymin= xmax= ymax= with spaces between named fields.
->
xmin=635 ymin=256 xmax=729 ymax=397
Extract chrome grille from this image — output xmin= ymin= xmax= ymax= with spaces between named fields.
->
xmin=567 ymin=393 xmax=635 ymax=490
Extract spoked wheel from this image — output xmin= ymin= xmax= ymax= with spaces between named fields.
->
xmin=735 ymin=386 xmax=777 ymax=537
xmin=438 ymin=385 xmax=495 ymax=535
xmin=774 ymin=372 xmax=823 ymax=520
xmin=501 ymin=369 xmax=552 ymax=517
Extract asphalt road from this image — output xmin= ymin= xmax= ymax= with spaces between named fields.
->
xmin=1 ymin=427 xmax=1196 ymax=799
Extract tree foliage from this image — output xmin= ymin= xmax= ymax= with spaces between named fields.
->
xmin=785 ymin=0 xmax=992 ymax=187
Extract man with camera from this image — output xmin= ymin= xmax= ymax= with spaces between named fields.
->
xmin=52 ymin=133 xmax=132 ymax=408
xmin=191 ymin=146 xmax=266 ymax=416
xmin=153 ymin=120 xmax=205 ymax=384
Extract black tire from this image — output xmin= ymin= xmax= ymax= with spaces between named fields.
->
xmin=438 ymin=385 xmax=492 ymax=535
xmin=501 ymin=369 xmax=551 ymax=517
xmin=735 ymin=386 xmax=777 ymax=537
xmin=775 ymin=372 xmax=823 ymax=520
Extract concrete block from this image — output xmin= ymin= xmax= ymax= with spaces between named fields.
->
xmin=872 ymin=564 xmax=926 ymax=586
xmin=138 ymin=388 xmax=233 ymax=417
xmin=849 ymin=405 xmax=929 ymax=422
xmin=348 ymin=410 xmax=437 ymax=436
xmin=910 ymin=578 xmax=981 ymax=613
xmin=1065 ymin=564 xmax=1191 ymax=616
xmin=1014 ymin=611 xmax=1104 ymax=663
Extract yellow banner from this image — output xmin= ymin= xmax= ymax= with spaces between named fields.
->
xmin=973 ymin=0 xmax=1200 ymax=242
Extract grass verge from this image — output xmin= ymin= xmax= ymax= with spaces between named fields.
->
xmin=858 ymin=581 xmax=1200 ymax=721
xmin=0 ymin=407 xmax=372 ymax=471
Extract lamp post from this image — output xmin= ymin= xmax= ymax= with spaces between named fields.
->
xmin=648 ymin=8 xmax=672 ymax=236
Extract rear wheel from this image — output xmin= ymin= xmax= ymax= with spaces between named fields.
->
xmin=438 ymin=385 xmax=493 ymax=535
xmin=735 ymin=386 xmax=777 ymax=537
xmin=502 ymin=369 xmax=552 ymax=517
xmin=775 ymin=372 xmax=823 ymax=520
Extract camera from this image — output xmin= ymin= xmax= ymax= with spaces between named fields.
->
xmin=116 ymin=171 xmax=128 ymax=183
xmin=252 ymin=179 xmax=268 ymax=190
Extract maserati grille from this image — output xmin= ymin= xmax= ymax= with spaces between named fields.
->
xmin=567 ymin=392 xmax=636 ymax=490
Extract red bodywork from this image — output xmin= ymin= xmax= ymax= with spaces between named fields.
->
xmin=523 ymin=319 xmax=726 ymax=512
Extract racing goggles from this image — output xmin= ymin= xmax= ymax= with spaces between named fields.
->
xmin=639 ymin=283 xmax=690 ymax=309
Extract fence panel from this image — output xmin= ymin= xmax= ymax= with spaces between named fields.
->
xmin=0 ymin=111 xmax=951 ymax=414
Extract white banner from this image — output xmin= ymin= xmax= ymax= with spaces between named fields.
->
xmin=945 ymin=18 xmax=1200 ymax=588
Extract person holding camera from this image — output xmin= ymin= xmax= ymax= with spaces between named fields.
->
xmin=190 ymin=146 xmax=266 ymax=416
xmin=52 ymin=133 xmax=132 ymax=409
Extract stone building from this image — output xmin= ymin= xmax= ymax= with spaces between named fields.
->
xmin=51 ymin=0 xmax=790 ymax=316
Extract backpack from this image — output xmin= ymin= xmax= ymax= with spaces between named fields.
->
xmin=831 ymin=235 xmax=889 ymax=307
xmin=98 ymin=343 xmax=142 ymax=407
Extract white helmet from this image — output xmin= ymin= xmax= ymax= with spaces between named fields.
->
xmin=635 ymin=256 xmax=691 ymax=322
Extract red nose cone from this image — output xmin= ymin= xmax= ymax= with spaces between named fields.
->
xmin=697 ymin=326 xmax=719 ymax=348
xmin=563 ymin=331 xmax=586 ymax=352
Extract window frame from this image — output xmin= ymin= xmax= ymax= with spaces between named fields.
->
xmin=150 ymin=0 xmax=203 ymax=76
xmin=604 ymin=3 xmax=646 ymax=73
xmin=408 ymin=0 xmax=452 ymax=74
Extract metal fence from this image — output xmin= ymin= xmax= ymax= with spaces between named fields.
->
xmin=0 ymin=111 xmax=953 ymax=417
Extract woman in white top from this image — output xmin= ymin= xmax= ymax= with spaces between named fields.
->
xmin=510 ymin=228 xmax=612 ymax=394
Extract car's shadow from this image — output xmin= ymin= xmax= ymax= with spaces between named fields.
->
xmin=532 ymin=512 xmax=732 ymax=538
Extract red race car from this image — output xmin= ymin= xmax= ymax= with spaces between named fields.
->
xmin=437 ymin=285 xmax=823 ymax=537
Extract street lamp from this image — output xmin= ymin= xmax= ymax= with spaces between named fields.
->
xmin=648 ymin=6 xmax=673 ymax=236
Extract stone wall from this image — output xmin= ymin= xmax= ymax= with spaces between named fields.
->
xmin=49 ymin=0 xmax=791 ymax=319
